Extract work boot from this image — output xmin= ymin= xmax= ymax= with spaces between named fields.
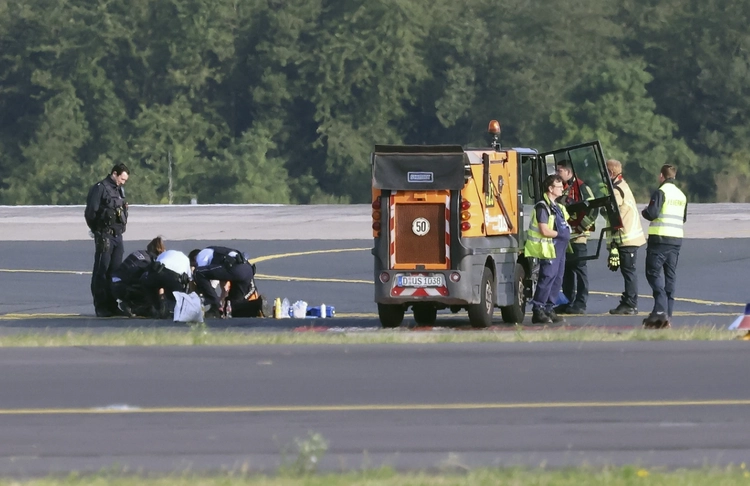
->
xmin=554 ymin=304 xmax=570 ymax=314
xmin=558 ymin=304 xmax=585 ymax=315
xmin=117 ymin=301 xmax=135 ymax=318
xmin=609 ymin=303 xmax=638 ymax=315
xmin=566 ymin=305 xmax=586 ymax=315
xmin=546 ymin=309 xmax=566 ymax=324
xmin=643 ymin=313 xmax=669 ymax=329
xmin=95 ymin=308 xmax=113 ymax=318
xmin=531 ymin=308 xmax=552 ymax=324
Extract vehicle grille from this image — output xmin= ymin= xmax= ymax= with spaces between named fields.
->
xmin=395 ymin=203 xmax=446 ymax=265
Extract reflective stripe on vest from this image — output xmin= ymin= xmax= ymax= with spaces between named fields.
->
xmin=612 ymin=181 xmax=645 ymax=246
xmin=524 ymin=196 xmax=562 ymax=259
xmin=648 ymin=183 xmax=686 ymax=238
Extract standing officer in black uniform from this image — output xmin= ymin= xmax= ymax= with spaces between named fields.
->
xmin=84 ymin=163 xmax=130 ymax=317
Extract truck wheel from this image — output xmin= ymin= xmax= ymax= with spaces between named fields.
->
xmin=378 ymin=304 xmax=405 ymax=328
xmin=500 ymin=263 xmax=526 ymax=324
xmin=412 ymin=304 xmax=437 ymax=326
xmin=468 ymin=266 xmax=494 ymax=328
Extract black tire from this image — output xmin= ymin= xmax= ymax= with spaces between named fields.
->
xmin=468 ymin=266 xmax=494 ymax=328
xmin=378 ymin=303 xmax=405 ymax=328
xmin=412 ymin=304 xmax=437 ymax=325
xmin=500 ymin=263 xmax=527 ymax=324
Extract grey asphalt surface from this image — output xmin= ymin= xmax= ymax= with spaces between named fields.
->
xmin=1 ymin=342 xmax=750 ymax=475
xmin=0 ymin=204 xmax=749 ymax=475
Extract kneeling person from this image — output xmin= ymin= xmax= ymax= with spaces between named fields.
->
xmin=189 ymin=246 xmax=264 ymax=318
xmin=111 ymin=236 xmax=166 ymax=317
xmin=142 ymin=249 xmax=192 ymax=318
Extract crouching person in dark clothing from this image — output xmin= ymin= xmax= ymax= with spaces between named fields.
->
xmin=189 ymin=246 xmax=266 ymax=318
xmin=111 ymin=236 xmax=166 ymax=317
xmin=141 ymin=249 xmax=192 ymax=318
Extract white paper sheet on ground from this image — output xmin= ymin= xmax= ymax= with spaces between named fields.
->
xmin=174 ymin=291 xmax=204 ymax=323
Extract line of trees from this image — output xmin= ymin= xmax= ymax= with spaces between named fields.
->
xmin=1 ymin=0 xmax=749 ymax=205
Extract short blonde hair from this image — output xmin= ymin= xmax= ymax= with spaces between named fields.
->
xmin=606 ymin=159 xmax=622 ymax=177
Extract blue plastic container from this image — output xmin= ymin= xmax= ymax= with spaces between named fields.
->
xmin=306 ymin=305 xmax=336 ymax=318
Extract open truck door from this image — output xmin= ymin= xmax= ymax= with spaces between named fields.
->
xmin=537 ymin=141 xmax=622 ymax=261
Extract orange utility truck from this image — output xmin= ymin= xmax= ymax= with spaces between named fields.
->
xmin=371 ymin=121 xmax=622 ymax=328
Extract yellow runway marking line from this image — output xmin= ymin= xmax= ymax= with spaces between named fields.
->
xmin=2 ymin=399 xmax=750 ymax=415
xmin=0 ymin=313 xmax=80 ymax=320
xmin=250 ymin=247 xmax=370 ymax=264
xmin=256 ymin=274 xmax=370 ymax=284
xmin=0 ymin=269 xmax=89 ymax=275
xmin=587 ymin=291 xmax=743 ymax=308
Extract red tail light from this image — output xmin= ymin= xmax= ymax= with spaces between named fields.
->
xmin=372 ymin=221 xmax=381 ymax=231
xmin=372 ymin=198 xmax=381 ymax=210
xmin=461 ymin=221 xmax=471 ymax=232
xmin=460 ymin=199 xmax=471 ymax=210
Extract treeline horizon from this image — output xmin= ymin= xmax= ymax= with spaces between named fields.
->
xmin=1 ymin=0 xmax=749 ymax=205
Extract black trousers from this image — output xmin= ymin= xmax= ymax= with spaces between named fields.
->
xmin=91 ymin=232 xmax=124 ymax=312
xmin=194 ymin=262 xmax=255 ymax=309
xmin=646 ymin=243 xmax=680 ymax=317
xmin=618 ymin=246 xmax=640 ymax=309
xmin=111 ymin=280 xmax=152 ymax=317
xmin=562 ymin=242 xmax=589 ymax=309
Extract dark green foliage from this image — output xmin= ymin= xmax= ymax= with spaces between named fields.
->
xmin=0 ymin=0 xmax=744 ymax=204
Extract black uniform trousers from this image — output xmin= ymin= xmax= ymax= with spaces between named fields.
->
xmin=141 ymin=268 xmax=190 ymax=318
xmin=645 ymin=243 xmax=680 ymax=317
xmin=91 ymin=231 xmax=124 ymax=313
xmin=562 ymin=242 xmax=589 ymax=309
xmin=111 ymin=279 xmax=151 ymax=317
xmin=194 ymin=262 xmax=255 ymax=310
xmin=618 ymin=246 xmax=640 ymax=309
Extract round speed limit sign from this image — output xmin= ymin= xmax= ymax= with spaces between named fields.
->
xmin=412 ymin=217 xmax=430 ymax=236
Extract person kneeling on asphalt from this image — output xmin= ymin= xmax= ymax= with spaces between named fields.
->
xmin=111 ymin=236 xmax=167 ymax=317
xmin=141 ymin=249 xmax=192 ymax=319
xmin=189 ymin=246 xmax=266 ymax=318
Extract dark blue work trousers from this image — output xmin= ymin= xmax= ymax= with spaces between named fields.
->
xmin=531 ymin=252 xmax=566 ymax=312
xmin=617 ymin=245 xmax=640 ymax=309
xmin=562 ymin=242 xmax=588 ymax=309
xmin=91 ymin=232 xmax=124 ymax=313
xmin=645 ymin=243 xmax=680 ymax=317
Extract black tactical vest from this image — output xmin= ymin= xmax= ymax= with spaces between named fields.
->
xmin=208 ymin=246 xmax=246 ymax=267
xmin=100 ymin=180 xmax=128 ymax=231
xmin=114 ymin=250 xmax=153 ymax=283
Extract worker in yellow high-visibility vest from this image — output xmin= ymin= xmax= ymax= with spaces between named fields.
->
xmin=605 ymin=159 xmax=646 ymax=316
xmin=524 ymin=175 xmax=572 ymax=325
xmin=641 ymin=164 xmax=687 ymax=329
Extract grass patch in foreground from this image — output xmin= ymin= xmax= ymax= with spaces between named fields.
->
xmin=2 ymin=466 xmax=750 ymax=485
xmin=0 ymin=325 xmax=742 ymax=347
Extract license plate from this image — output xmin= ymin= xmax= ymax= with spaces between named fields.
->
xmin=397 ymin=274 xmax=444 ymax=287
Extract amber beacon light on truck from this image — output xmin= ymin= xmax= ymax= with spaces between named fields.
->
xmin=371 ymin=120 xmax=622 ymax=329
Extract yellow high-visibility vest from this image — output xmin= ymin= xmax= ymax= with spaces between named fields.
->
xmin=648 ymin=182 xmax=686 ymax=238
xmin=524 ymin=195 xmax=569 ymax=259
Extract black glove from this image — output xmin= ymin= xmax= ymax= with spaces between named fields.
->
xmin=607 ymin=248 xmax=620 ymax=271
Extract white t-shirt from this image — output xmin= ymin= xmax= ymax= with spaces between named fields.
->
xmin=195 ymin=248 xmax=214 ymax=268
xmin=196 ymin=248 xmax=242 ymax=267
xmin=157 ymin=250 xmax=192 ymax=278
